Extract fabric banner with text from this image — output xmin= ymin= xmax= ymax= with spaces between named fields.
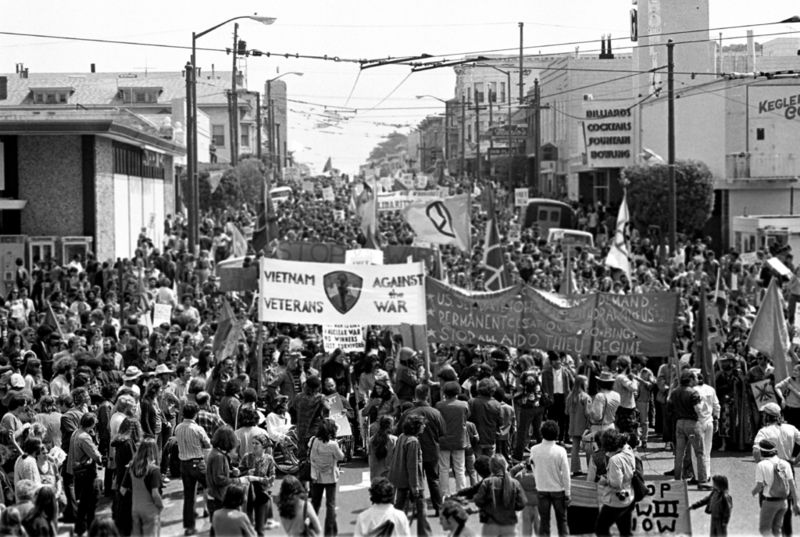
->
xmin=259 ymin=258 xmax=426 ymax=325
xmin=425 ymin=279 xmax=678 ymax=356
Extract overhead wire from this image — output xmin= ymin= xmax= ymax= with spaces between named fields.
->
xmin=343 ymin=70 xmax=362 ymax=108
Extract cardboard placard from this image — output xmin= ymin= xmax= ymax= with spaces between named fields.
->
xmin=302 ymin=181 xmax=315 ymax=193
xmin=508 ymin=224 xmax=521 ymax=243
xmin=740 ymin=252 xmax=759 ymax=266
xmin=322 ymin=186 xmax=335 ymax=202
xmin=514 ymin=188 xmax=529 ymax=207
xmin=322 ymin=324 xmax=365 ymax=353
xmin=345 ymin=249 xmax=384 ymax=266
xmin=768 ymin=257 xmax=792 ymax=278
xmin=152 ymin=304 xmax=172 ymax=327
xmin=751 ymin=378 xmax=778 ymax=410
xmin=324 ymin=393 xmax=352 ymax=437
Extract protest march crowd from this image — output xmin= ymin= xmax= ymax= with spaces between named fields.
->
xmin=0 ymin=170 xmax=797 ymax=537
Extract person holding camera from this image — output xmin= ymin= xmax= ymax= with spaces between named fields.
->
xmin=67 ymin=412 xmax=102 ymax=536
xmin=594 ymin=429 xmax=636 ymax=537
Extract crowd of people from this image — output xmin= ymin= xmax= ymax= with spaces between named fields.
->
xmin=0 ymin=171 xmax=793 ymax=537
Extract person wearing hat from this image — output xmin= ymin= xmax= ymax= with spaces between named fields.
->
xmin=586 ymin=372 xmax=621 ymax=462
xmin=612 ymin=356 xmax=639 ymax=443
xmin=753 ymin=401 xmax=800 ymax=535
xmin=753 ymin=438 xmax=800 ymax=536
xmin=120 ymin=366 xmax=143 ymax=399
xmin=669 ymin=369 xmax=711 ymax=490
xmin=395 ymin=348 xmax=419 ymax=404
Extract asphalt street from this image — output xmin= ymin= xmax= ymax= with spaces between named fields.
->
xmin=89 ymin=435 xmax=767 ymax=536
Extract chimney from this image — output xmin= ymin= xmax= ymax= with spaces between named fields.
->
xmin=90 ymin=63 xmax=96 ymax=73
xmin=212 ymin=64 xmax=215 ymax=78
xmin=607 ymin=34 xmax=614 ymax=59
xmin=601 ymin=35 xmax=606 ymax=57
xmin=747 ymin=29 xmax=756 ymax=72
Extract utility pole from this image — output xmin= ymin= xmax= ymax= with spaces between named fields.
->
xmin=476 ymin=97 xmax=482 ymax=183
xmin=461 ymin=95 xmax=466 ymax=182
xmin=255 ymin=91 xmax=262 ymax=160
xmin=184 ymin=62 xmax=196 ymax=250
xmin=533 ymin=78 xmax=541 ymax=192
xmin=488 ymin=89 xmax=494 ymax=157
xmin=507 ymin=72 xmax=512 ymax=193
xmin=230 ymin=23 xmax=239 ymax=166
xmin=667 ymin=39 xmax=677 ymax=256
xmin=518 ymin=22 xmax=524 ymax=105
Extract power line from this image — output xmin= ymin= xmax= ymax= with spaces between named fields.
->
xmin=366 ymin=72 xmax=413 ymax=111
xmin=343 ymin=70 xmax=362 ymax=108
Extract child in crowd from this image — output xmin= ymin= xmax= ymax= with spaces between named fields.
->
xmin=511 ymin=458 xmax=540 ymax=536
xmin=690 ymin=475 xmax=732 ymax=537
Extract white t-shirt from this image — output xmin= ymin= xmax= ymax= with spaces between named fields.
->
xmin=756 ymin=456 xmax=793 ymax=498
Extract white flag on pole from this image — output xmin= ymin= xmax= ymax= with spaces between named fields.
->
xmin=605 ymin=194 xmax=631 ymax=278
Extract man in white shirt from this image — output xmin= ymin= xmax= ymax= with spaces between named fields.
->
xmin=265 ymin=396 xmax=292 ymax=445
xmin=354 ymin=478 xmax=410 ymax=537
xmin=530 ymin=420 xmax=570 ymax=537
xmin=753 ymin=439 xmax=800 ymax=536
xmin=691 ymin=369 xmax=720 ymax=483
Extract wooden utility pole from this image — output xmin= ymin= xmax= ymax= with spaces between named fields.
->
xmin=461 ymin=95 xmax=466 ymax=181
xmin=667 ymin=39 xmax=676 ymax=256
xmin=230 ymin=23 xmax=239 ymax=166
xmin=518 ymin=22 xmax=524 ymax=105
xmin=184 ymin=62 xmax=195 ymax=250
xmin=533 ymin=78 xmax=541 ymax=192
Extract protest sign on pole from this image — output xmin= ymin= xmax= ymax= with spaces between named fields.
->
xmin=514 ymin=188 xmax=529 ymax=207
xmin=152 ymin=304 xmax=172 ymax=327
xmin=740 ymin=252 xmax=758 ymax=266
xmin=322 ymin=186 xmax=335 ymax=201
xmin=334 ymin=209 xmax=345 ymax=221
xmin=508 ymin=224 xmax=521 ymax=243
xmin=324 ymin=393 xmax=352 ymax=437
xmin=259 ymin=258 xmax=426 ymax=325
xmin=302 ymin=180 xmax=314 ymax=193
xmin=322 ymin=325 xmax=365 ymax=353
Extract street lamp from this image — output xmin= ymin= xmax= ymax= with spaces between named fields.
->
xmin=266 ymin=72 xmax=303 ymax=179
xmin=415 ymin=95 xmax=453 ymax=168
xmin=186 ymin=14 xmax=276 ymax=253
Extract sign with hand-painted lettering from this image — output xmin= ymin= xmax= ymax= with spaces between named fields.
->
xmin=425 ymin=279 xmax=678 ymax=356
xmin=515 ymin=188 xmax=529 ymax=207
xmin=259 ymin=258 xmax=426 ymax=325
xmin=322 ymin=324 xmax=365 ymax=353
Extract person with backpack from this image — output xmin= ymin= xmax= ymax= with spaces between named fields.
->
xmin=752 ymin=438 xmax=800 ymax=537
xmin=752 ymin=402 xmax=800 ymax=536
xmin=594 ymin=429 xmax=637 ymax=537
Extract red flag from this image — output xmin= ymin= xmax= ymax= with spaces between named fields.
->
xmin=482 ymin=184 xmax=510 ymax=291
xmin=252 ymin=175 xmax=278 ymax=253
xmin=323 ymin=157 xmax=332 ymax=173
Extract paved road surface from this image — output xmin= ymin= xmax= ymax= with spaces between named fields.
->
xmin=90 ymin=435 xmax=765 ymax=536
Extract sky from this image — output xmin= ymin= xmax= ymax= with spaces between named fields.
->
xmin=1 ymin=0 xmax=797 ymax=174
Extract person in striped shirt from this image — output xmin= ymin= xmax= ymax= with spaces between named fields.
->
xmin=175 ymin=402 xmax=211 ymax=536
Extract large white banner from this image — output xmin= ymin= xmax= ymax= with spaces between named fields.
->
xmin=377 ymin=190 xmax=442 ymax=212
xmin=259 ymin=258 xmax=426 ymax=325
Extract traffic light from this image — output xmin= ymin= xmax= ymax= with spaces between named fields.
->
xmin=237 ymin=40 xmax=248 ymax=56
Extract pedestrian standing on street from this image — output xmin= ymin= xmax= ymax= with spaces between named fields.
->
xmin=566 ymin=374 xmax=591 ymax=476
xmin=594 ymin=430 xmax=636 ymax=537
xmin=238 ymin=433 xmax=279 ymax=533
xmin=586 ymin=372 xmax=620 ymax=464
xmin=67 ymin=412 xmax=102 ymax=536
xmin=369 ymin=416 xmax=397 ymax=481
xmin=309 ymin=418 xmax=345 ymax=537
xmin=211 ymin=483 xmax=257 ymax=537
xmin=435 ymin=381 xmax=469 ymax=496
xmin=397 ymin=384 xmax=446 ymax=516
xmin=692 ymin=370 xmax=720 ymax=486
xmin=775 ymin=364 xmax=800 ymax=430
xmin=175 ymin=402 xmax=211 ymax=536
xmin=122 ymin=438 xmax=164 ymax=537
xmin=278 ymin=475 xmax=321 ymax=537
xmin=388 ymin=414 xmax=429 ymax=537
xmin=474 ymin=454 xmax=526 ymax=537
xmin=469 ymin=378 xmax=503 ymax=458
xmin=670 ymin=370 xmax=711 ymax=490
xmin=631 ymin=357 xmax=656 ymax=449
xmin=513 ymin=369 xmax=545 ymax=461
xmin=530 ymin=420 xmax=570 ymax=537
xmin=689 ymin=474 xmax=732 ymax=537
xmin=353 ymin=478 xmax=411 ymax=537
xmin=752 ymin=439 xmax=800 ymax=537
xmin=541 ymin=352 xmax=573 ymax=444
xmin=612 ymin=356 xmax=639 ymax=444
xmin=752 ymin=402 xmax=800 ymax=536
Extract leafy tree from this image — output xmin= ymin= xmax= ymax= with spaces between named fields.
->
xmin=368 ymin=131 xmax=408 ymax=161
xmin=181 ymin=157 xmax=265 ymax=213
xmin=623 ymin=159 xmax=714 ymax=234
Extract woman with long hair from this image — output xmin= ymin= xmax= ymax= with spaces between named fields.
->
xmin=22 ymin=485 xmax=58 ymax=537
xmin=23 ymin=354 xmax=41 ymax=392
xmin=238 ymin=433 xmax=279 ymax=533
xmin=368 ymin=416 xmax=397 ymax=481
xmin=279 ymin=475 xmax=321 ymax=537
xmin=192 ymin=348 xmax=214 ymax=381
xmin=594 ymin=429 xmax=636 ymax=537
xmin=309 ymin=419 xmax=344 ymax=536
xmin=566 ymin=374 xmax=592 ymax=476
xmin=211 ymin=483 xmax=257 ymax=537
xmin=474 ymin=455 xmax=525 ymax=536
xmin=361 ymin=380 xmax=401 ymax=436
xmin=111 ymin=417 xmax=142 ymax=535
xmin=14 ymin=437 xmax=42 ymax=485
xmin=122 ymin=438 xmax=164 ymax=537
xmin=234 ymin=407 xmax=268 ymax=462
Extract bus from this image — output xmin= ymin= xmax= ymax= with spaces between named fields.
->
xmin=269 ymin=186 xmax=293 ymax=205
xmin=523 ymin=198 xmax=576 ymax=235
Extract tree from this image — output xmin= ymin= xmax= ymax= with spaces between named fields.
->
xmin=181 ymin=157 xmax=265 ymax=213
xmin=623 ymin=159 xmax=714 ymax=235
xmin=368 ymin=131 xmax=407 ymax=162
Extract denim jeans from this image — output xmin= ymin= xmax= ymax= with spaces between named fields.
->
xmin=395 ymin=487 xmax=430 ymax=537
xmin=537 ymin=490 xmax=568 ymax=537
xmin=180 ymin=458 xmax=207 ymax=531
xmin=310 ymin=482 xmax=338 ymax=537
xmin=691 ymin=419 xmax=714 ymax=481
xmin=595 ymin=502 xmax=635 ymax=537
xmin=74 ymin=470 xmax=99 ymax=535
xmin=422 ymin=459 xmax=442 ymax=513
xmin=674 ymin=418 xmax=707 ymax=482
xmin=514 ymin=407 xmax=544 ymax=460
xmin=438 ymin=449 xmax=466 ymax=495
xmin=760 ymin=498 xmax=788 ymax=537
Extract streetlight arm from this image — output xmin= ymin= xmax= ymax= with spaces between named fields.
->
xmin=267 ymin=72 xmax=304 ymax=84
xmin=196 ymin=15 xmax=275 ymax=39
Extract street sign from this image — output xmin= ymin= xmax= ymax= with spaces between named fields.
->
xmin=488 ymin=147 xmax=516 ymax=156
